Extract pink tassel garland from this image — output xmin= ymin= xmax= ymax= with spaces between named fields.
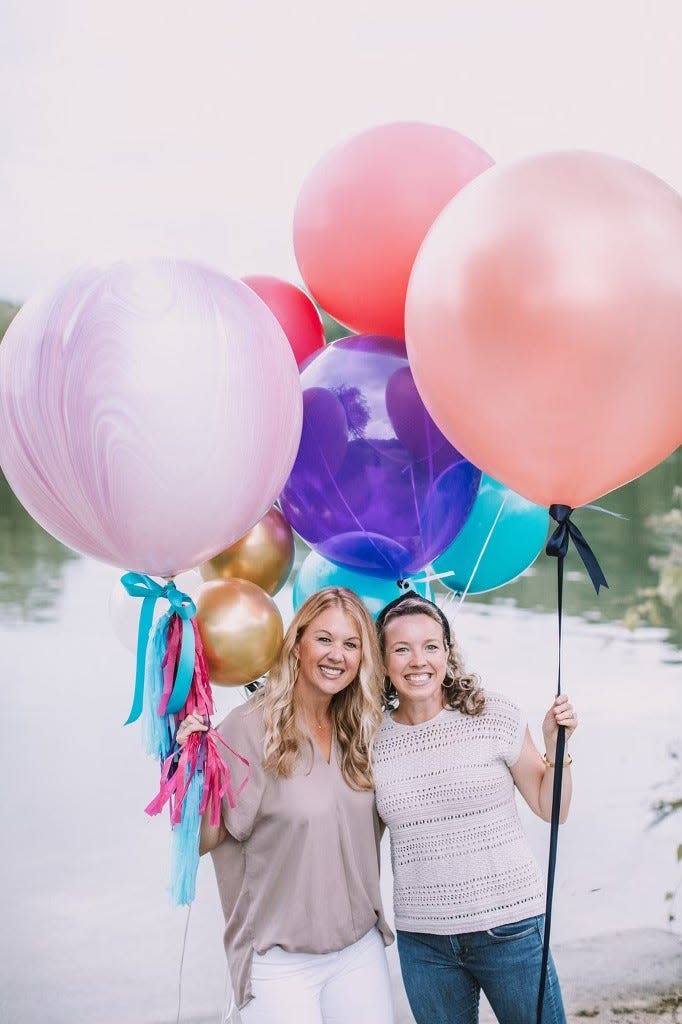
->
xmin=146 ymin=614 xmax=250 ymax=834
xmin=145 ymin=727 xmax=250 ymax=826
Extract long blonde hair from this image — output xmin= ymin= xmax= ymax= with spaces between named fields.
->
xmin=376 ymin=593 xmax=485 ymax=717
xmin=256 ymin=587 xmax=383 ymax=790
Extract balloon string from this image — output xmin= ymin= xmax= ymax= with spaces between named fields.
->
xmin=311 ymin=438 xmax=395 ymax=575
xmin=536 ymin=551 xmax=567 ymax=1023
xmin=582 ymin=503 xmax=628 ymax=520
xmin=457 ymin=492 xmax=508 ymax=607
xmin=408 ymin=462 xmax=430 ymax=574
xmin=176 ymin=903 xmax=192 ymax=1024
xmin=403 ymin=569 xmax=456 ymax=587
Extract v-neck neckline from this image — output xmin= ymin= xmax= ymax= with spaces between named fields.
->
xmin=305 ymin=720 xmax=336 ymax=768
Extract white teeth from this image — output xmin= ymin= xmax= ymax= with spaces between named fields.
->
xmin=319 ymin=666 xmax=343 ymax=677
xmin=405 ymin=674 xmax=431 ymax=682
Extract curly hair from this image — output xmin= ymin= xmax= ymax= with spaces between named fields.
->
xmin=375 ymin=593 xmax=485 ymax=717
xmin=255 ymin=587 xmax=383 ymax=790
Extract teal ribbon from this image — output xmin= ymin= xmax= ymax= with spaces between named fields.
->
xmin=120 ymin=572 xmax=197 ymax=726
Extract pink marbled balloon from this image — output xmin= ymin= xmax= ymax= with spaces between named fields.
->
xmin=0 ymin=259 xmax=303 ymax=575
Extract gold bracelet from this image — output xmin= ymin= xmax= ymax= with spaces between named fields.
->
xmin=542 ymin=752 xmax=572 ymax=768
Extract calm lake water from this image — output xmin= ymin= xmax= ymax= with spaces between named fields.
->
xmin=1 ymin=451 xmax=680 ymax=1023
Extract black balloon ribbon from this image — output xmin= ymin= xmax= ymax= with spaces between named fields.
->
xmin=536 ymin=505 xmax=608 ymax=1024
xmin=545 ymin=504 xmax=609 ymax=594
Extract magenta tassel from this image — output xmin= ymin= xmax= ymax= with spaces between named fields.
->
xmin=145 ymin=620 xmax=250 ymax=904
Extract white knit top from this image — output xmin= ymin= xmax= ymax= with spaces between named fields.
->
xmin=373 ymin=691 xmax=546 ymax=934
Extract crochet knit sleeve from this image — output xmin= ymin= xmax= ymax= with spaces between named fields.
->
xmin=486 ymin=691 xmax=526 ymax=768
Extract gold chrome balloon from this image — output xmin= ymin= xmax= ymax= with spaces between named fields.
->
xmin=200 ymin=507 xmax=295 ymax=596
xmin=196 ymin=578 xmax=284 ymax=686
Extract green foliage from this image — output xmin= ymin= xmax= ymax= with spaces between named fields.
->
xmin=0 ymin=300 xmax=20 ymax=341
xmin=319 ymin=308 xmax=352 ymax=344
xmin=624 ymin=484 xmax=682 ymax=645
xmin=0 ymin=300 xmax=78 ymax=620
xmin=0 ymin=472 xmax=78 ymax=622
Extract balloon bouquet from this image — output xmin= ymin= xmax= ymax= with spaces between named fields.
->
xmin=289 ymin=126 xmax=682 ymax=1017
xmin=1 ymin=123 xmax=680 ymax=936
xmin=289 ymin=122 xmax=553 ymax=608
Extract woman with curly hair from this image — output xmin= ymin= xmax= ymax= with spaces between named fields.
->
xmin=177 ymin=587 xmax=394 ymax=1024
xmin=373 ymin=592 xmax=577 ymax=1024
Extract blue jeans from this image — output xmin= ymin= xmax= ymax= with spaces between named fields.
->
xmin=397 ymin=916 xmax=566 ymax=1024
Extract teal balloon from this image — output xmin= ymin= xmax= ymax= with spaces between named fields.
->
xmin=432 ymin=476 xmax=549 ymax=595
xmin=293 ymin=550 xmax=433 ymax=618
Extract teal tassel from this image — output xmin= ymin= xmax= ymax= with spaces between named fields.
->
xmin=142 ymin=610 xmax=174 ymax=759
xmin=170 ymin=766 xmax=203 ymax=905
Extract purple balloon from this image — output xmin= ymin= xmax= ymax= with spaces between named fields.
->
xmin=280 ymin=336 xmax=481 ymax=579
xmin=0 ymin=260 xmax=303 ymax=576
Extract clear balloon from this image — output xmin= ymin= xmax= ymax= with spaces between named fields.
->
xmin=432 ymin=476 xmax=548 ymax=595
xmin=242 ymin=275 xmax=325 ymax=366
xmin=0 ymin=260 xmax=303 ymax=575
xmin=279 ymin=336 xmax=481 ymax=580
xmin=294 ymin=122 xmax=493 ymax=338
xmin=406 ymin=151 xmax=682 ymax=507
xmin=196 ymin=579 xmax=283 ymax=686
xmin=200 ymin=507 xmax=295 ymax=596
xmin=293 ymin=550 xmax=433 ymax=619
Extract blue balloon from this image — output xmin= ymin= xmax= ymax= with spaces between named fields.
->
xmin=432 ymin=476 xmax=549 ymax=595
xmin=293 ymin=550 xmax=433 ymax=619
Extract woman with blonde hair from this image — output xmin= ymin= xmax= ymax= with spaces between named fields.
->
xmin=373 ymin=591 xmax=577 ymax=1024
xmin=177 ymin=586 xmax=394 ymax=1024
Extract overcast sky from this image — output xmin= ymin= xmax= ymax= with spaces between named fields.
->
xmin=2 ymin=0 xmax=681 ymax=304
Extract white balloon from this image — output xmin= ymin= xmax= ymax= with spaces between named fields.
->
xmin=272 ymin=585 xmax=295 ymax=630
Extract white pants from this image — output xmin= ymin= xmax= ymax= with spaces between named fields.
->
xmin=237 ymin=926 xmax=394 ymax=1024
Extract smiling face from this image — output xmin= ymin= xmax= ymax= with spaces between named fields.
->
xmin=293 ymin=605 xmax=363 ymax=700
xmin=383 ymin=612 xmax=449 ymax=715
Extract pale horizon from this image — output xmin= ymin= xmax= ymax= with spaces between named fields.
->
xmin=2 ymin=0 xmax=681 ymax=304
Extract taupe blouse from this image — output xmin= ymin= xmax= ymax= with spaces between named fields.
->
xmin=210 ymin=698 xmax=393 ymax=1010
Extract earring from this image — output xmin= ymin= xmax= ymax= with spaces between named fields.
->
xmin=442 ymin=669 xmax=456 ymax=690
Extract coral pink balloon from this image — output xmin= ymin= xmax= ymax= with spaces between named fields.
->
xmin=294 ymin=122 xmax=494 ymax=338
xmin=0 ymin=260 xmax=303 ymax=575
xmin=406 ymin=151 xmax=682 ymax=508
xmin=242 ymin=275 xmax=325 ymax=366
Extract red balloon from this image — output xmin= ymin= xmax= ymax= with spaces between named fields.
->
xmin=242 ymin=275 xmax=325 ymax=367
xmin=294 ymin=122 xmax=493 ymax=338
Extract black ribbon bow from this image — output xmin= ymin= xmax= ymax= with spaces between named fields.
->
xmin=546 ymin=504 xmax=609 ymax=593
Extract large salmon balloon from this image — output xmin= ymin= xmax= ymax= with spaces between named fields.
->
xmin=406 ymin=151 xmax=682 ymax=507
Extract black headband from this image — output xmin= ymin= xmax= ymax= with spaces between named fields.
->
xmin=375 ymin=590 xmax=452 ymax=647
